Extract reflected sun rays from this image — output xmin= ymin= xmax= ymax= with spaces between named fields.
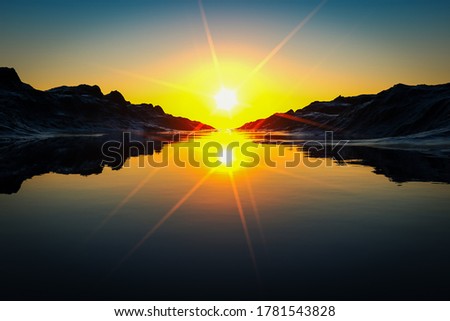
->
xmin=97 ymin=0 xmax=331 ymax=283
xmin=87 ymin=167 xmax=161 ymax=241
xmin=111 ymin=168 xmax=216 ymax=273
xmin=229 ymin=171 xmax=261 ymax=283
xmin=104 ymin=134 xmax=266 ymax=286
xmin=244 ymin=171 xmax=266 ymax=245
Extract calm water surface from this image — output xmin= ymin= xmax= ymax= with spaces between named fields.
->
xmin=0 ymin=131 xmax=449 ymax=299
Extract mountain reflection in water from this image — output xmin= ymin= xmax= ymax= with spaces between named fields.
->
xmin=0 ymin=132 xmax=449 ymax=194
xmin=0 ymin=131 xmax=449 ymax=300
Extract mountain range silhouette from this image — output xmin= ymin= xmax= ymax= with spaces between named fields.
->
xmin=2 ymin=66 xmax=449 ymax=139
xmin=1 ymin=67 xmax=449 ymax=193
xmin=240 ymin=82 xmax=450 ymax=139
xmin=0 ymin=67 xmax=213 ymax=136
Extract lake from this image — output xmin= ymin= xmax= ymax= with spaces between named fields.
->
xmin=0 ymin=131 xmax=449 ymax=300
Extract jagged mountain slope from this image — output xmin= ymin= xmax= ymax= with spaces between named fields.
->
xmin=0 ymin=67 xmax=213 ymax=136
xmin=240 ymin=83 xmax=450 ymax=139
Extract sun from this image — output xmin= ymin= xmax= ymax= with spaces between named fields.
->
xmin=214 ymin=88 xmax=238 ymax=111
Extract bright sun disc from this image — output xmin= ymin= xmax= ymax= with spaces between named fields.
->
xmin=214 ymin=88 xmax=237 ymax=111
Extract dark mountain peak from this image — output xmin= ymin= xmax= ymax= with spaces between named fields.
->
xmin=48 ymin=84 xmax=103 ymax=98
xmin=381 ymin=83 xmax=412 ymax=96
xmin=388 ymin=82 xmax=450 ymax=93
xmin=332 ymin=94 xmax=375 ymax=105
xmin=105 ymin=90 xmax=129 ymax=106
xmin=375 ymin=83 xmax=450 ymax=107
xmin=0 ymin=67 xmax=32 ymax=91
xmin=286 ymin=109 xmax=295 ymax=115
xmin=77 ymin=84 xmax=103 ymax=97
xmin=296 ymin=99 xmax=351 ymax=115
xmin=392 ymin=83 xmax=409 ymax=89
xmin=154 ymin=105 xmax=164 ymax=115
xmin=0 ymin=67 xmax=21 ymax=84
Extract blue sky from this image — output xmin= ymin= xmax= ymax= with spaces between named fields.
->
xmin=1 ymin=0 xmax=449 ymax=127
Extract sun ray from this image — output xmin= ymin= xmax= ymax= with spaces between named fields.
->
xmin=87 ymin=168 xmax=160 ymax=241
xmin=192 ymin=121 xmax=209 ymax=131
xmin=244 ymin=111 xmax=336 ymax=131
xmin=274 ymin=112 xmax=336 ymax=131
xmin=112 ymin=168 xmax=216 ymax=272
xmin=229 ymin=171 xmax=260 ymax=283
xmin=247 ymin=118 xmax=267 ymax=131
xmin=199 ymin=0 xmax=222 ymax=84
xmin=238 ymin=0 xmax=327 ymax=89
xmin=279 ymin=28 xmax=357 ymax=107
xmin=244 ymin=171 xmax=266 ymax=245
xmin=101 ymin=66 xmax=211 ymax=98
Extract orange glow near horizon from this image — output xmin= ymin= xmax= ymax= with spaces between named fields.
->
xmin=9 ymin=0 xmax=336 ymax=129
xmin=8 ymin=1 xmax=450 ymax=130
xmin=97 ymin=1 xmax=330 ymax=129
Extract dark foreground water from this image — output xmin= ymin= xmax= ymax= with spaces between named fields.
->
xmin=0 ymin=131 xmax=449 ymax=300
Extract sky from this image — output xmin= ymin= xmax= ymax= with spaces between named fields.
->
xmin=1 ymin=0 xmax=450 ymax=128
